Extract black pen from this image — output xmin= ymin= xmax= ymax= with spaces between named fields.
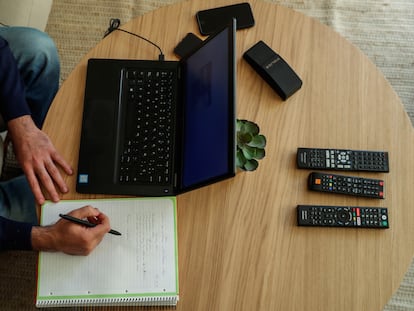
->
xmin=59 ymin=214 xmax=122 ymax=236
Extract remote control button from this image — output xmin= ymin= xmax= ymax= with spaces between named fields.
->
xmin=337 ymin=209 xmax=351 ymax=225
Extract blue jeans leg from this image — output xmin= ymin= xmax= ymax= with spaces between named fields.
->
xmin=0 ymin=26 xmax=60 ymax=128
xmin=0 ymin=175 xmax=37 ymax=225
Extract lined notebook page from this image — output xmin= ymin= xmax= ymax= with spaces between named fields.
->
xmin=36 ymin=197 xmax=178 ymax=304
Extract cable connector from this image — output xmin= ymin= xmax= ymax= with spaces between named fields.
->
xmin=104 ymin=18 xmax=121 ymax=38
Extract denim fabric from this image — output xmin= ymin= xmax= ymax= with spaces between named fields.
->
xmin=0 ymin=26 xmax=60 ymax=128
xmin=0 ymin=175 xmax=37 ymax=225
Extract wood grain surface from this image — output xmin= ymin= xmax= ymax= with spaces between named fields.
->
xmin=42 ymin=0 xmax=414 ymax=310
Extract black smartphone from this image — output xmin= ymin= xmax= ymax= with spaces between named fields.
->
xmin=196 ymin=2 xmax=255 ymax=36
xmin=174 ymin=33 xmax=203 ymax=58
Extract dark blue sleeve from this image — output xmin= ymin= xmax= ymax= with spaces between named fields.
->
xmin=0 ymin=37 xmax=31 ymax=122
xmin=0 ymin=216 xmax=33 ymax=250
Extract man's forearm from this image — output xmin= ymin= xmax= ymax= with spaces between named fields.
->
xmin=31 ymin=226 xmax=57 ymax=252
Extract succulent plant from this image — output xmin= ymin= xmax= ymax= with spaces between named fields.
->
xmin=236 ymin=119 xmax=266 ymax=171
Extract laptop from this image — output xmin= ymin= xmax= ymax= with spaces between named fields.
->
xmin=76 ymin=20 xmax=236 ymax=196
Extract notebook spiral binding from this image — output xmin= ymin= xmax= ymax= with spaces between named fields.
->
xmin=36 ymin=295 xmax=179 ymax=307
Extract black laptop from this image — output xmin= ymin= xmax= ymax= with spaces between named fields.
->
xmin=76 ymin=21 xmax=236 ymax=196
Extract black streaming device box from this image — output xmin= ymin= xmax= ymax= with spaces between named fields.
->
xmin=243 ymin=40 xmax=302 ymax=100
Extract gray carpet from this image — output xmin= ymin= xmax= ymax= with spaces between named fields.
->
xmin=0 ymin=0 xmax=413 ymax=310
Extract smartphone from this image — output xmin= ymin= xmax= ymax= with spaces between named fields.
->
xmin=174 ymin=33 xmax=203 ymax=58
xmin=196 ymin=2 xmax=255 ymax=35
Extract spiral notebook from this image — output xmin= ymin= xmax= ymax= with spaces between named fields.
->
xmin=36 ymin=197 xmax=179 ymax=308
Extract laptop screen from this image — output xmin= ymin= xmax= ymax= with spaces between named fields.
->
xmin=181 ymin=23 xmax=236 ymax=189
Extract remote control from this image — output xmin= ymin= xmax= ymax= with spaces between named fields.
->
xmin=297 ymin=205 xmax=389 ymax=228
xmin=297 ymin=147 xmax=389 ymax=172
xmin=308 ymin=172 xmax=385 ymax=199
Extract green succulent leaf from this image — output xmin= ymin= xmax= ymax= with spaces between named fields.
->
xmin=241 ymin=145 xmax=256 ymax=160
xmin=236 ymin=119 xmax=244 ymax=132
xmin=244 ymin=159 xmax=258 ymax=171
xmin=236 ymin=149 xmax=246 ymax=168
xmin=238 ymin=132 xmax=253 ymax=144
xmin=242 ymin=121 xmax=259 ymax=136
xmin=254 ymin=148 xmax=265 ymax=159
xmin=247 ymin=134 xmax=266 ymax=148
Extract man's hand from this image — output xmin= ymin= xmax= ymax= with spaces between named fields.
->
xmin=31 ymin=205 xmax=111 ymax=255
xmin=7 ymin=115 xmax=73 ymax=204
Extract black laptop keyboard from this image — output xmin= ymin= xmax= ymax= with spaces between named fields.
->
xmin=118 ymin=68 xmax=176 ymax=185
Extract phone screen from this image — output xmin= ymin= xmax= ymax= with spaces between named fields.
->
xmin=196 ymin=3 xmax=255 ymax=35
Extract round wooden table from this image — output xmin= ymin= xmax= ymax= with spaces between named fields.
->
xmin=43 ymin=0 xmax=414 ymax=310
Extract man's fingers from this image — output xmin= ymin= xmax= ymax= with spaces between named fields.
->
xmin=25 ymin=169 xmax=45 ymax=205
xmin=44 ymin=159 xmax=68 ymax=193
xmin=69 ymin=206 xmax=111 ymax=235
xmin=91 ymin=213 xmax=111 ymax=235
xmin=51 ymin=151 xmax=73 ymax=176
xmin=69 ymin=205 xmax=100 ymax=219
xmin=32 ymin=163 xmax=60 ymax=203
xmin=24 ymin=154 xmax=70 ymax=203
